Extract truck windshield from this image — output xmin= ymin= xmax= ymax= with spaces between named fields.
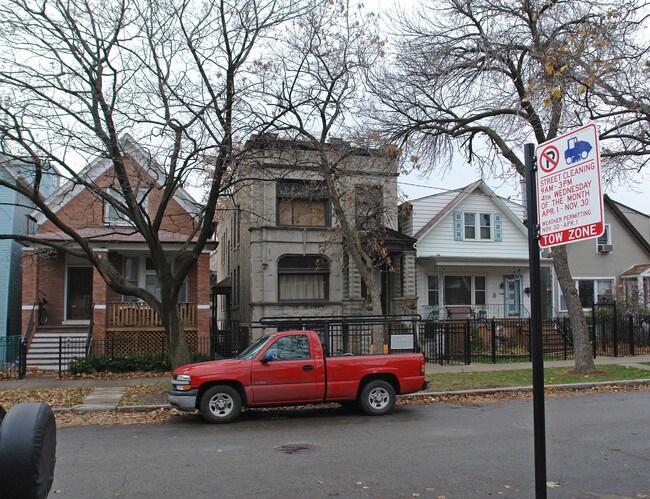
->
xmin=237 ymin=335 xmax=273 ymax=360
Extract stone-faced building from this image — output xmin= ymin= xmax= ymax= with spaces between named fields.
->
xmin=213 ymin=135 xmax=417 ymax=338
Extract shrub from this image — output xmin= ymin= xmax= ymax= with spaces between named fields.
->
xmin=68 ymin=351 xmax=212 ymax=374
xmin=68 ymin=354 xmax=170 ymax=374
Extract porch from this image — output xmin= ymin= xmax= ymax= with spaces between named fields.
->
xmin=106 ymin=302 xmax=197 ymax=331
xmin=418 ymin=304 xmax=530 ymax=321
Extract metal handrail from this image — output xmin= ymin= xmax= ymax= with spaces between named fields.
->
xmin=84 ymin=303 xmax=95 ymax=355
xmin=21 ymin=302 xmax=37 ymax=345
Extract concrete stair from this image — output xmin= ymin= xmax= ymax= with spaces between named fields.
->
xmin=27 ymin=326 xmax=89 ymax=370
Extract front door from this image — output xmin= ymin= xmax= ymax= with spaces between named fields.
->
xmin=503 ymin=276 xmax=521 ymax=317
xmin=67 ymin=267 xmax=93 ymax=320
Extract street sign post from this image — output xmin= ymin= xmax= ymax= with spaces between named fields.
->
xmin=536 ymin=123 xmax=604 ymax=248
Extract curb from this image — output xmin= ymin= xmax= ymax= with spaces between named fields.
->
xmin=50 ymin=379 xmax=650 ymax=414
xmin=412 ymin=378 xmax=650 ymax=398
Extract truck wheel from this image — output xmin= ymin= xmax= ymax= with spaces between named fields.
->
xmin=200 ymin=385 xmax=241 ymax=424
xmin=359 ymin=380 xmax=395 ymax=416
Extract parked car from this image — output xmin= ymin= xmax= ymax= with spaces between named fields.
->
xmin=168 ymin=330 xmax=428 ymax=423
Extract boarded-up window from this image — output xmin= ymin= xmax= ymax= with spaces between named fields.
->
xmin=277 ymin=180 xmax=329 ymax=227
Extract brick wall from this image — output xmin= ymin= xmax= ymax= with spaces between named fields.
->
xmin=38 ymin=158 xmax=196 ymax=236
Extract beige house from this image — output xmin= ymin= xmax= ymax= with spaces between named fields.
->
xmin=554 ymin=195 xmax=650 ymax=313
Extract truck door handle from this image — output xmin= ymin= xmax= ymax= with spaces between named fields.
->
xmin=302 ymin=365 xmax=314 ymax=371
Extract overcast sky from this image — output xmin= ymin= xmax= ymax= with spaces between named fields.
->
xmin=366 ymin=0 xmax=650 ymax=215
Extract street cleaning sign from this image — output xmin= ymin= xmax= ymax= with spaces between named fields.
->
xmin=535 ymin=123 xmax=604 ymax=248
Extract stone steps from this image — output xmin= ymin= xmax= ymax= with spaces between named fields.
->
xmin=27 ymin=327 xmax=89 ymax=370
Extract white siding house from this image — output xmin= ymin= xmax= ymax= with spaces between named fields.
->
xmin=405 ymin=181 xmax=554 ymax=320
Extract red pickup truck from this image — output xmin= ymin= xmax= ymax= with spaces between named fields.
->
xmin=168 ymin=330 xmax=428 ymax=423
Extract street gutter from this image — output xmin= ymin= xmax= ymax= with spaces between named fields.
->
xmin=50 ymin=378 xmax=650 ymax=413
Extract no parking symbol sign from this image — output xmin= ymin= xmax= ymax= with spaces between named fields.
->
xmin=535 ymin=123 xmax=604 ymax=248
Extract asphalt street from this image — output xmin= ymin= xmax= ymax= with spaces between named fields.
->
xmin=50 ymin=391 xmax=649 ymax=498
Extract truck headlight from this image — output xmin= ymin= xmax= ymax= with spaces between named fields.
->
xmin=172 ymin=374 xmax=191 ymax=390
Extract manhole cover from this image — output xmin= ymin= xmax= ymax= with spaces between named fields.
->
xmin=275 ymin=443 xmax=319 ymax=455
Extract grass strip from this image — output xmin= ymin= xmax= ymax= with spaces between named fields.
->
xmin=425 ymin=365 xmax=650 ymax=392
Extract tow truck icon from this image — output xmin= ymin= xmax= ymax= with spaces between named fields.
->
xmin=564 ymin=136 xmax=592 ymax=164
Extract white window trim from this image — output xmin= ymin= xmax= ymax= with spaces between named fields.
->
xmin=463 ymin=212 xmax=492 ymax=241
xmin=105 ymin=188 xmax=149 ymax=226
xmin=122 ymin=255 xmax=188 ymax=303
xmin=558 ymin=277 xmax=615 ymax=312
xmin=595 ymin=223 xmax=612 ymax=247
xmin=444 ymin=274 xmax=487 ymax=306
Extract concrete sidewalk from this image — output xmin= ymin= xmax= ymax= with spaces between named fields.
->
xmin=0 ymin=375 xmax=170 ymax=413
xmin=1 ymin=355 xmax=649 ymax=413
xmin=424 ymin=354 xmax=650 ymax=374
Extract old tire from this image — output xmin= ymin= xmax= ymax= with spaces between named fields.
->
xmin=359 ymin=380 xmax=395 ymax=416
xmin=200 ymin=385 xmax=241 ymax=424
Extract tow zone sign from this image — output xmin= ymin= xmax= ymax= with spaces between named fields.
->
xmin=536 ymin=123 xmax=604 ymax=248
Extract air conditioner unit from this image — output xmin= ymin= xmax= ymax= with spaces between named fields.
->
xmin=597 ymin=244 xmax=613 ymax=253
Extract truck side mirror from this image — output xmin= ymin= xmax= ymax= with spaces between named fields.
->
xmin=260 ymin=351 xmax=276 ymax=363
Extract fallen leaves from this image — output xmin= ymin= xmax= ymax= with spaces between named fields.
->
xmin=119 ymin=382 xmax=170 ymax=406
xmin=55 ymin=408 xmax=179 ymax=428
xmin=0 ymin=387 xmax=90 ymax=410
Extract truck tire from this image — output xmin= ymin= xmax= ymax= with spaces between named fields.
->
xmin=359 ymin=380 xmax=395 ymax=416
xmin=200 ymin=385 xmax=242 ymax=424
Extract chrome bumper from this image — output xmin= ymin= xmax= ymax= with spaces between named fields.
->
xmin=167 ymin=389 xmax=198 ymax=412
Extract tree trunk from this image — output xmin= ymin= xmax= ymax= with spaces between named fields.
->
xmin=160 ymin=298 xmax=190 ymax=370
xmin=369 ymin=286 xmax=385 ymax=354
xmin=552 ymin=245 xmax=595 ymax=371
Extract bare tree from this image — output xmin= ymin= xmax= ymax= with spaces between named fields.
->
xmin=372 ymin=0 xmax=650 ymax=371
xmin=262 ymin=0 xmax=400 ymax=352
xmin=0 ymin=0 xmax=312 ymax=368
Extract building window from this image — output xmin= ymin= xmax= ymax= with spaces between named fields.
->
xmin=105 ymin=188 xmax=149 ymax=226
xmin=560 ymin=279 xmax=615 ymax=310
xmin=596 ymin=224 xmax=612 ymax=253
xmin=444 ymin=276 xmax=486 ymax=305
xmin=464 ymin=213 xmax=475 ymax=239
xmin=355 ymin=184 xmax=383 ymax=230
xmin=597 ymin=224 xmax=611 ymax=245
xmin=464 ymin=212 xmax=491 ymax=240
xmin=278 ymin=255 xmax=329 ymax=301
xmin=121 ymin=255 xmax=187 ymax=303
xmin=427 ymin=275 xmax=439 ymax=306
xmin=123 ymin=256 xmax=140 ymax=303
xmin=277 ymin=180 xmax=330 ymax=227
xmin=474 ymin=276 xmax=486 ymax=305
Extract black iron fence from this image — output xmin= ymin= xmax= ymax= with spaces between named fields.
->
xmin=0 ymin=335 xmax=23 ymax=374
xmin=43 ymin=326 xmax=251 ymax=375
xmin=15 ymin=312 xmax=650 ymax=375
xmin=420 ymin=314 xmax=650 ymax=365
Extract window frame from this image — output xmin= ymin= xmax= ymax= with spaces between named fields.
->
xmin=277 ymin=255 xmax=330 ymax=302
xmin=355 ymin=184 xmax=384 ymax=230
xmin=427 ymin=275 xmax=439 ymax=306
xmin=443 ymin=275 xmax=487 ymax=305
xmin=121 ymin=255 xmax=188 ymax=303
xmin=558 ymin=278 xmax=615 ymax=311
xmin=276 ymin=180 xmax=331 ymax=227
xmin=463 ymin=212 xmax=492 ymax=240
xmin=105 ymin=187 xmax=149 ymax=226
